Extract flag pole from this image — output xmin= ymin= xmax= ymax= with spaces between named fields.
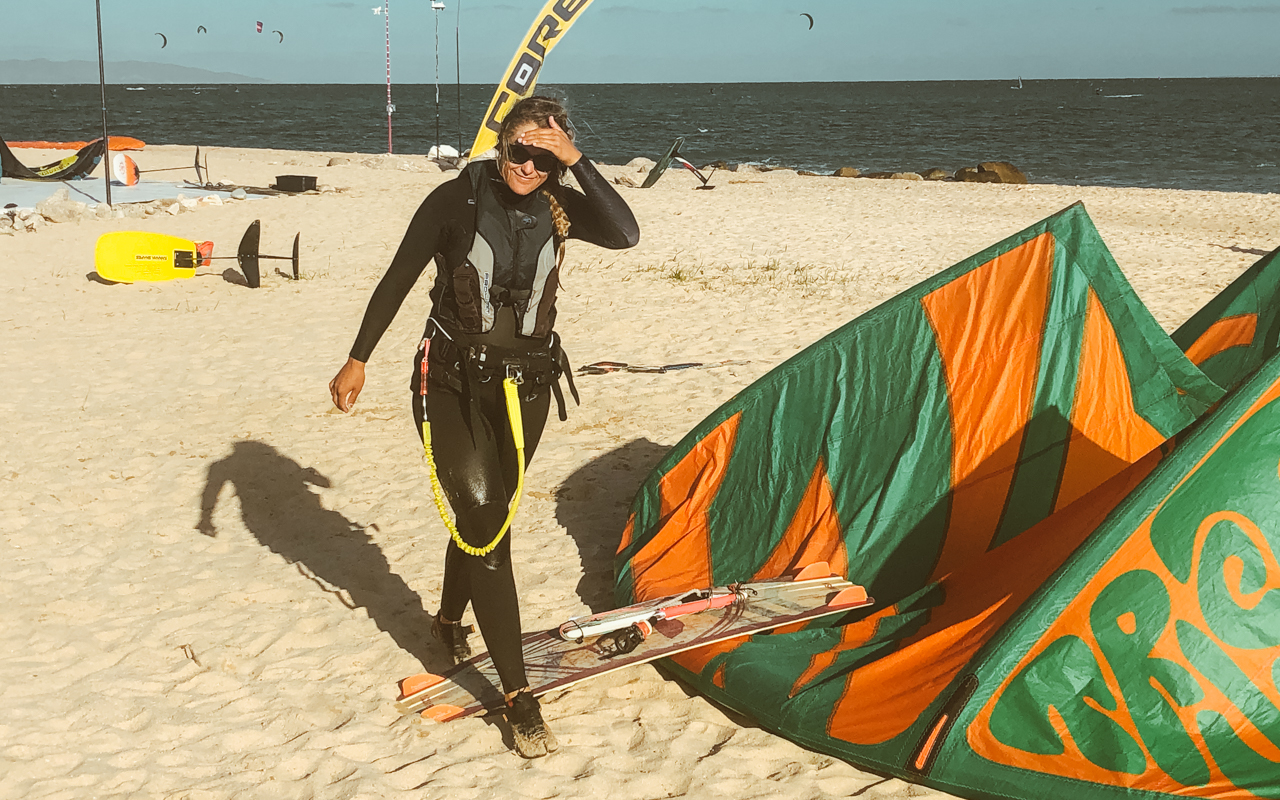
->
xmin=433 ymin=1 xmax=442 ymax=154
xmin=455 ymin=0 xmax=462 ymax=156
xmin=94 ymin=0 xmax=112 ymax=207
xmin=385 ymin=0 xmax=394 ymax=154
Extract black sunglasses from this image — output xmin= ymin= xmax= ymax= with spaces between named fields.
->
xmin=508 ymin=143 xmax=559 ymax=173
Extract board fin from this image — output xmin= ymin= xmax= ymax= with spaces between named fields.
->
xmin=422 ymin=704 xmax=465 ymax=723
xmin=827 ymin=586 xmax=871 ymax=608
xmin=399 ymin=672 xmax=445 ymax=698
xmin=793 ymin=562 xmax=833 ymax=582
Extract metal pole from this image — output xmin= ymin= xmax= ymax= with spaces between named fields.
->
xmin=455 ymin=0 xmax=462 ymax=156
xmin=434 ymin=5 xmax=441 ymax=153
xmin=385 ymin=0 xmax=393 ymax=154
xmin=94 ymin=0 xmax=112 ymax=207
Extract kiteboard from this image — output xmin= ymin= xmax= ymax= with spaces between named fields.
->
xmin=395 ymin=562 xmax=871 ymax=722
xmin=94 ymin=232 xmax=213 ymax=283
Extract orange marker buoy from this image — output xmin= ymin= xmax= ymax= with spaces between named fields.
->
xmin=112 ymin=152 xmax=140 ymax=186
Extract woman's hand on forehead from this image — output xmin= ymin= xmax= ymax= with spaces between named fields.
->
xmin=517 ymin=116 xmax=582 ymax=168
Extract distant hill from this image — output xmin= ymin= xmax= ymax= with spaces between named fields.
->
xmin=0 ymin=60 xmax=268 ymax=84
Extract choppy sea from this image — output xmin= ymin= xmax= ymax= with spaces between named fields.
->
xmin=4 ymin=79 xmax=1279 ymax=193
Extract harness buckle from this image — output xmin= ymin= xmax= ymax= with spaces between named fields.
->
xmin=473 ymin=346 xmax=494 ymax=383
xmin=506 ymin=364 xmax=525 ymax=385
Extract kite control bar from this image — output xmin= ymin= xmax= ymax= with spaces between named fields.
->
xmin=557 ymin=586 xmax=747 ymax=643
xmin=202 ymin=219 xmax=300 ymax=288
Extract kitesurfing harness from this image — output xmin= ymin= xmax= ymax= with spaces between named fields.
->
xmin=419 ymin=334 xmax=527 ymax=557
xmin=417 ymin=322 xmax=578 ymax=556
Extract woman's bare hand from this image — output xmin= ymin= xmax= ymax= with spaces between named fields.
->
xmin=518 ymin=116 xmax=582 ymax=167
xmin=330 ymin=357 xmax=367 ymax=412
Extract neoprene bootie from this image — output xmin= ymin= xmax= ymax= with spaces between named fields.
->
xmin=431 ymin=615 xmax=474 ymax=665
xmin=507 ymin=690 xmax=559 ymax=758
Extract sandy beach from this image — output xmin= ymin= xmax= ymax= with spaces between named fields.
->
xmin=3 ymin=144 xmax=1278 ymax=799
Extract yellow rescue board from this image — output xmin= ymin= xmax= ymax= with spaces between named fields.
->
xmin=95 ymin=231 xmax=203 ymax=283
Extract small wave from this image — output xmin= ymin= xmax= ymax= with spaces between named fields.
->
xmin=125 ymin=87 xmax=146 ymax=91
xmin=1104 ymin=94 xmax=1142 ymax=98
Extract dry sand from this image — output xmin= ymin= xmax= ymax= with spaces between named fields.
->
xmin=2 ymin=144 xmax=1277 ymax=799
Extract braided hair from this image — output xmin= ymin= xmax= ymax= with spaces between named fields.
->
xmin=497 ymin=96 xmax=573 ymax=265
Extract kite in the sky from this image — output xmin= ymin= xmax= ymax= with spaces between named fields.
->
xmin=372 ymin=6 xmax=383 ymax=13
xmin=155 ymin=32 xmax=167 ymax=48
xmin=197 ymin=25 xmax=207 ymax=33
xmin=800 ymin=12 xmax=814 ymax=29
xmin=272 ymin=30 xmax=284 ymax=42
xmin=256 ymin=21 xmax=263 ymax=33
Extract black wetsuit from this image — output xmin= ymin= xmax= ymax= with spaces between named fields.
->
xmin=349 ymin=158 xmax=638 ymax=692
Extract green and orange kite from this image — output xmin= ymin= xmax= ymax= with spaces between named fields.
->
xmin=616 ymin=202 xmax=1280 ymax=799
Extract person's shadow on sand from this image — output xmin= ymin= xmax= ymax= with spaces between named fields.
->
xmin=196 ymin=440 xmax=440 ymax=669
xmin=554 ymin=438 xmax=671 ymax=612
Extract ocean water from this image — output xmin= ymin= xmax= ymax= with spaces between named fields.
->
xmin=3 ymin=79 xmax=1279 ymax=193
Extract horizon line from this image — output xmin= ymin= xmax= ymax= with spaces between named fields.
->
xmin=6 ymin=75 xmax=1280 ymax=86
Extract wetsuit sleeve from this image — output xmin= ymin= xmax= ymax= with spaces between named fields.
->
xmin=348 ymin=182 xmax=465 ymax=362
xmin=562 ymin=159 xmax=640 ymax=249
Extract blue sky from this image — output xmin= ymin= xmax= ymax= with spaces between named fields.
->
xmin=5 ymin=0 xmax=1280 ymax=83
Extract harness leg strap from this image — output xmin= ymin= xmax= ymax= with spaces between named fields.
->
xmin=557 ymin=343 xmax=579 ymax=406
xmin=551 ymin=380 xmax=567 ymax=422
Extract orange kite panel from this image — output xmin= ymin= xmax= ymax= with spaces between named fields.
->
xmin=1184 ymin=314 xmax=1258 ymax=367
xmin=630 ymin=413 xmax=742 ymax=601
xmin=826 ymin=451 xmax=1160 ymax=746
xmin=752 ymin=459 xmax=849 ymax=581
xmin=670 ymin=459 xmax=853 ymax=677
xmin=921 ymin=232 xmax=1056 ymax=582
xmin=1055 ymin=290 xmax=1167 ymax=512
xmin=792 ymin=605 xmax=900 ymax=698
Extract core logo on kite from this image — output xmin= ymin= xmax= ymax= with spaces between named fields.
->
xmin=969 ymin=392 xmax=1280 ymax=794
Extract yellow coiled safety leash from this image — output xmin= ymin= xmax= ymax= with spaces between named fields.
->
xmin=422 ymin=370 xmax=526 ymax=557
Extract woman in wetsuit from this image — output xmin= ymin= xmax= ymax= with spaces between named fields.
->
xmin=329 ymin=96 xmax=639 ymax=757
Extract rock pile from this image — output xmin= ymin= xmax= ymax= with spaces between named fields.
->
xmin=829 ymin=161 xmax=1028 ymax=184
xmin=1 ymin=186 xmax=248 ymax=236
xmin=357 ymin=153 xmax=447 ymax=173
